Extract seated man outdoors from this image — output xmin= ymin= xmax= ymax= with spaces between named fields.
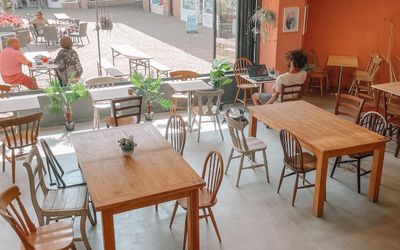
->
xmin=252 ymin=49 xmax=307 ymax=105
xmin=0 ymin=38 xmax=38 ymax=90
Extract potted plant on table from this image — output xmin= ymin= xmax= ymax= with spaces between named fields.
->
xmin=44 ymin=80 xmax=88 ymax=131
xmin=130 ymin=73 xmax=171 ymax=121
xmin=209 ymin=58 xmax=233 ymax=110
xmin=118 ymin=135 xmax=137 ymax=157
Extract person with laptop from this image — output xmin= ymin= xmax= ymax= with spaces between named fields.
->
xmin=252 ymin=49 xmax=307 ymax=105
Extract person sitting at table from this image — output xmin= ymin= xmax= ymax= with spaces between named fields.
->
xmin=54 ymin=36 xmax=83 ymax=85
xmin=252 ymin=49 xmax=308 ymax=105
xmin=30 ymin=11 xmax=49 ymax=35
xmin=0 ymin=38 xmax=38 ymax=90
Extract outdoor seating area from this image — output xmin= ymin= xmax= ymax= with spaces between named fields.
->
xmin=1 ymin=1 xmax=400 ymax=250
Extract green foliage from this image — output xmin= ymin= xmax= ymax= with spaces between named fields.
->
xmin=303 ymin=64 xmax=315 ymax=73
xmin=251 ymin=8 xmax=278 ymax=41
xmin=209 ymin=58 xmax=233 ymax=90
xmin=43 ymin=80 xmax=88 ymax=114
xmin=130 ymin=73 xmax=171 ymax=111
xmin=118 ymin=135 xmax=137 ymax=149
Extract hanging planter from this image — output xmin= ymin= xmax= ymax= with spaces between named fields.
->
xmin=99 ymin=3 xmax=113 ymax=30
xmin=250 ymin=8 xmax=278 ymax=41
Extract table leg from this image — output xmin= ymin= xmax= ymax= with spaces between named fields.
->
xmin=374 ymin=89 xmax=381 ymax=112
xmin=101 ymin=210 xmax=116 ymax=250
xmin=188 ymin=91 xmax=192 ymax=129
xmin=313 ymin=152 xmax=328 ymax=217
xmin=337 ymin=66 xmax=344 ymax=94
xmin=112 ymin=49 xmax=115 ymax=66
xmin=248 ymin=113 xmax=257 ymax=137
xmin=368 ymin=142 xmax=386 ymax=202
xmin=187 ymin=189 xmax=200 ymax=250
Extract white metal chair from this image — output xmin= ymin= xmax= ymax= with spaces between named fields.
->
xmin=16 ymin=30 xmax=31 ymax=51
xmin=70 ymin=22 xmax=89 ymax=45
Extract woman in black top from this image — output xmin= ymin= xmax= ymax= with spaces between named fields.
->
xmin=54 ymin=36 xmax=83 ymax=85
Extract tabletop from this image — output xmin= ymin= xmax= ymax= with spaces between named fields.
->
xmin=24 ymin=51 xmax=51 ymax=62
xmin=241 ymin=74 xmax=276 ymax=84
xmin=110 ymin=44 xmax=152 ymax=60
xmin=70 ymin=124 xmax=205 ymax=211
xmin=89 ymin=85 xmax=131 ymax=102
xmin=372 ymin=82 xmax=400 ymax=96
xmin=167 ymin=80 xmax=213 ymax=92
xmin=327 ymin=55 xmax=359 ymax=68
xmin=54 ymin=13 xmax=70 ymax=20
xmin=0 ymin=95 xmax=40 ymax=113
xmin=248 ymin=100 xmax=387 ymax=155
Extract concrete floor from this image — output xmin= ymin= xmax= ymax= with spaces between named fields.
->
xmin=1 ymin=94 xmax=400 ymax=249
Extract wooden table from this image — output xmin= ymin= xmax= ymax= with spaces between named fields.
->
xmin=25 ymin=51 xmax=57 ymax=82
xmin=327 ymin=55 xmax=359 ymax=94
xmin=89 ymin=85 xmax=131 ymax=102
xmin=372 ymin=82 xmax=400 ymax=110
xmin=70 ymin=124 xmax=205 ymax=250
xmin=0 ymin=95 xmax=40 ymax=113
xmin=248 ymin=101 xmax=388 ymax=217
xmin=241 ymin=74 xmax=276 ymax=93
xmin=110 ymin=44 xmax=152 ymax=76
xmin=167 ymin=80 xmax=213 ymax=129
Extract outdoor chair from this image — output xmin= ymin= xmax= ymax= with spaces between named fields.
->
xmin=307 ymin=49 xmax=330 ymax=96
xmin=225 ymin=113 xmax=269 ymax=187
xmin=169 ymin=70 xmax=200 ymax=112
xmin=0 ymin=185 xmax=76 ymax=250
xmin=0 ymin=112 xmax=43 ymax=183
xmin=29 ymin=24 xmax=44 ymax=44
xmin=84 ymin=76 xmax=119 ymax=129
xmin=330 ymin=112 xmax=387 ymax=193
xmin=280 ymin=83 xmax=305 ymax=102
xmin=233 ymin=57 xmax=257 ymax=109
xmin=334 ymin=93 xmax=365 ymax=124
xmin=43 ymin=25 xmax=58 ymax=48
xmin=23 ymin=146 xmax=96 ymax=250
xmin=169 ymin=150 xmax=224 ymax=249
xmin=384 ymin=93 xmax=400 ymax=157
xmin=278 ymin=129 xmax=317 ymax=206
xmin=70 ymin=22 xmax=89 ymax=45
xmin=0 ymin=84 xmax=13 ymax=121
xmin=191 ymin=89 xmax=224 ymax=142
xmin=105 ymin=96 xmax=143 ymax=127
xmin=16 ymin=30 xmax=31 ymax=51
xmin=348 ymin=53 xmax=382 ymax=94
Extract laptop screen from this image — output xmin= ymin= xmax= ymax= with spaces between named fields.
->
xmin=247 ymin=65 xmax=269 ymax=77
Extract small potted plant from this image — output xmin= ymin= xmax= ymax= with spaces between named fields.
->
xmin=209 ymin=58 xmax=233 ymax=110
xmin=44 ymin=80 xmax=88 ymax=131
xmin=130 ymin=73 xmax=171 ymax=121
xmin=118 ymin=135 xmax=137 ymax=157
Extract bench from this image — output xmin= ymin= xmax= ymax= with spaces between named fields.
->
xmin=98 ymin=59 xmax=128 ymax=79
xmin=149 ymin=61 xmax=171 ymax=78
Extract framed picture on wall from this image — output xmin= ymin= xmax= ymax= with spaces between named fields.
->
xmin=283 ymin=7 xmax=300 ymax=33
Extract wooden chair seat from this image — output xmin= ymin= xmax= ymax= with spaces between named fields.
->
xmin=177 ymin=188 xmax=216 ymax=209
xmin=362 ymin=104 xmax=385 ymax=115
xmin=92 ymin=100 xmax=111 ymax=109
xmin=172 ymin=92 xmax=189 ymax=99
xmin=353 ymin=70 xmax=368 ymax=77
xmin=309 ymin=71 xmax=328 ymax=78
xmin=388 ymin=116 xmax=400 ymax=126
xmin=42 ymin=186 xmax=87 ymax=214
xmin=237 ymin=83 xmax=258 ymax=89
xmin=349 ymin=151 xmax=373 ymax=159
xmin=288 ymin=152 xmax=317 ymax=172
xmin=234 ymin=137 xmax=267 ymax=153
xmin=26 ymin=221 xmax=74 ymax=250
xmin=0 ymin=112 xmax=13 ymax=120
xmin=105 ymin=116 xmax=137 ymax=127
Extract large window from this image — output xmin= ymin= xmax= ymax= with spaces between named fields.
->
xmin=204 ymin=0 xmax=213 ymax=15
xmin=182 ymin=0 xmax=196 ymax=10
xmin=215 ymin=0 xmax=237 ymax=63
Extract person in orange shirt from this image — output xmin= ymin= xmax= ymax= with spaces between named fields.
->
xmin=0 ymin=38 xmax=38 ymax=90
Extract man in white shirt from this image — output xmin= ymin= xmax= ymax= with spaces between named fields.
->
xmin=252 ymin=49 xmax=308 ymax=105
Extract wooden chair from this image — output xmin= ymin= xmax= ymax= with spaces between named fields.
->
xmin=191 ymin=89 xmax=224 ymax=142
xmin=280 ymin=83 xmax=305 ymax=102
xmin=105 ymin=96 xmax=143 ymax=128
xmin=0 ymin=185 xmax=77 ymax=250
xmin=384 ymin=93 xmax=400 ymax=157
xmin=169 ymin=70 xmax=200 ymax=112
xmin=0 ymin=112 xmax=43 ymax=183
xmin=225 ymin=113 xmax=269 ymax=187
xmin=169 ymin=151 xmax=224 ymax=250
xmin=307 ymin=49 xmax=329 ymax=96
xmin=84 ymin=76 xmax=119 ymax=129
xmin=349 ymin=53 xmax=382 ymax=94
xmin=357 ymin=84 xmax=384 ymax=115
xmin=334 ymin=94 xmax=365 ymax=124
xmin=0 ymin=84 xmax=13 ymax=121
xmin=233 ymin=58 xmax=257 ymax=109
xmin=330 ymin=112 xmax=387 ymax=193
xmin=23 ymin=146 xmax=96 ymax=250
xmin=278 ymin=129 xmax=317 ymax=206
xmin=70 ymin=22 xmax=89 ymax=45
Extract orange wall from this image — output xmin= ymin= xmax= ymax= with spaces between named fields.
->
xmin=304 ymin=0 xmax=400 ymax=87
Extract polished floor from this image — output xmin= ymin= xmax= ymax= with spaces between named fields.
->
xmin=1 ymin=94 xmax=400 ymax=249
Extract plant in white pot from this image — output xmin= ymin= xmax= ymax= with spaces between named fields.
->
xmin=209 ymin=58 xmax=233 ymax=110
xmin=118 ymin=135 xmax=137 ymax=157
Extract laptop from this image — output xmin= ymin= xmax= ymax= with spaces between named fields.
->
xmin=247 ymin=65 xmax=275 ymax=82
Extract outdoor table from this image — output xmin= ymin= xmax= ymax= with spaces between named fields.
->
xmin=167 ymin=79 xmax=213 ymax=129
xmin=248 ymin=100 xmax=388 ymax=217
xmin=25 ymin=51 xmax=57 ymax=82
xmin=110 ymin=44 xmax=152 ymax=76
xmin=326 ymin=55 xmax=358 ymax=94
xmin=0 ymin=95 xmax=40 ymax=113
xmin=372 ymin=81 xmax=400 ymax=110
xmin=53 ymin=13 xmax=71 ymax=23
xmin=241 ymin=74 xmax=276 ymax=93
xmin=70 ymin=124 xmax=205 ymax=250
xmin=89 ymin=85 xmax=132 ymax=102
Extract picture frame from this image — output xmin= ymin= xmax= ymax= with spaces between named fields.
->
xmin=283 ymin=7 xmax=300 ymax=33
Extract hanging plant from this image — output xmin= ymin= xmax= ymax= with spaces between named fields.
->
xmin=250 ymin=8 xmax=278 ymax=41
xmin=99 ymin=3 xmax=113 ymax=30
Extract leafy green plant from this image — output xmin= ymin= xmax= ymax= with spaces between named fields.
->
xmin=130 ymin=73 xmax=171 ymax=114
xmin=118 ymin=135 xmax=137 ymax=150
xmin=250 ymin=8 xmax=278 ymax=41
xmin=209 ymin=58 xmax=233 ymax=90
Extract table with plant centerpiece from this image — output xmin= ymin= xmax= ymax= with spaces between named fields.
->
xmin=24 ymin=51 xmax=58 ymax=82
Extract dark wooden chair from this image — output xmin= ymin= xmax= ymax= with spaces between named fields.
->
xmin=233 ymin=58 xmax=257 ymax=109
xmin=169 ymin=70 xmax=200 ymax=112
xmin=0 ymin=84 xmax=13 ymax=121
xmin=330 ymin=111 xmax=387 ymax=193
xmin=0 ymin=185 xmax=77 ymax=250
xmin=280 ymin=83 xmax=305 ymax=102
xmin=0 ymin=112 xmax=43 ymax=183
xmin=105 ymin=96 xmax=143 ymax=127
xmin=334 ymin=94 xmax=365 ymax=124
xmin=384 ymin=93 xmax=400 ymax=157
xmin=169 ymin=151 xmax=224 ymax=250
xmin=278 ymin=129 xmax=317 ymax=206
xmin=357 ymin=84 xmax=385 ymax=115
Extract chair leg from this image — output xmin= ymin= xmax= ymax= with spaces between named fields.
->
xmin=262 ymin=149 xmax=269 ymax=183
xmin=86 ymin=36 xmax=90 ymax=44
xmin=208 ymin=207 xmax=222 ymax=242
xmin=356 ymin=159 xmax=361 ymax=193
xmin=183 ymin=214 xmax=188 ymax=250
xmin=197 ymin=116 xmax=202 ymax=142
xmin=215 ymin=115 xmax=224 ymax=141
xmin=330 ymin=156 xmax=340 ymax=178
xmin=71 ymin=242 xmax=77 ymax=250
xmin=236 ymin=154 xmax=245 ymax=187
xmin=326 ymin=75 xmax=330 ymax=92
xmin=292 ymin=173 xmax=299 ymax=207
xmin=320 ymin=77 xmax=324 ymax=96
xmin=11 ymin=150 xmax=15 ymax=183
xmin=243 ymin=89 xmax=247 ymax=109
xmin=87 ymin=195 xmax=97 ymax=225
xmin=202 ymin=208 xmax=208 ymax=223
xmin=225 ymin=148 xmax=234 ymax=174
xmin=80 ymin=212 xmax=91 ymax=250
xmin=2 ymin=143 xmax=5 ymax=172
xmin=277 ymin=165 xmax=286 ymax=194
xmin=395 ymin=132 xmax=400 ymax=158
xmin=169 ymin=201 xmax=179 ymax=228
xmin=233 ymin=89 xmax=240 ymax=104
xmin=93 ymin=108 xmax=97 ymax=129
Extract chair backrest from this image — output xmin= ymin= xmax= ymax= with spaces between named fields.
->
xmin=201 ymin=151 xmax=224 ymax=204
xmin=0 ymin=185 xmax=37 ymax=249
xmin=308 ymin=49 xmax=322 ymax=71
xmin=225 ymin=113 xmax=249 ymax=152
xmin=384 ymin=93 xmax=400 ymax=120
xmin=29 ymin=24 xmax=39 ymax=38
xmin=233 ymin=57 xmax=253 ymax=86
xmin=40 ymin=139 xmax=68 ymax=188
xmin=16 ymin=30 xmax=30 ymax=48
xmin=0 ymin=112 xmax=43 ymax=150
xmin=367 ymin=56 xmax=383 ymax=79
xmin=84 ymin=76 xmax=118 ymax=89
xmin=169 ymin=70 xmax=199 ymax=81
xmin=0 ymin=83 xmax=11 ymax=99
xmin=279 ymin=129 xmax=306 ymax=172
xmin=365 ymin=53 xmax=380 ymax=75
xmin=334 ymin=94 xmax=365 ymax=124
xmin=193 ymin=89 xmax=224 ymax=116
xmin=165 ymin=114 xmax=186 ymax=156
xmin=22 ymin=145 xmax=49 ymax=226
xmin=359 ymin=111 xmax=387 ymax=136
xmin=280 ymin=83 xmax=304 ymax=102
xmin=43 ymin=26 xmax=58 ymax=41
xmin=357 ymin=84 xmax=375 ymax=106
xmin=111 ymin=96 xmax=143 ymax=126
xmin=79 ymin=22 xmax=87 ymax=36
